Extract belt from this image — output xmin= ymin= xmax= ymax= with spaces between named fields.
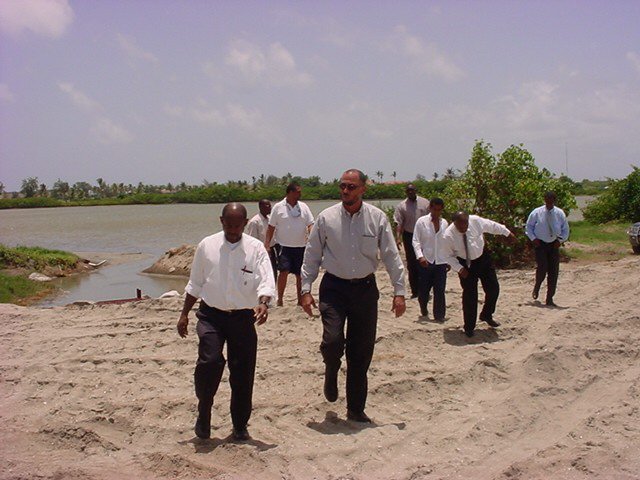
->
xmin=199 ymin=301 xmax=252 ymax=316
xmin=325 ymin=272 xmax=375 ymax=284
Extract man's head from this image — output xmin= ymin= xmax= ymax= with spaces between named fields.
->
xmin=452 ymin=210 xmax=470 ymax=233
xmin=544 ymin=191 xmax=557 ymax=210
xmin=258 ymin=199 xmax=271 ymax=217
xmin=405 ymin=184 xmax=417 ymax=201
xmin=429 ymin=197 xmax=445 ymax=219
xmin=220 ymin=202 xmax=248 ymax=243
xmin=339 ymin=169 xmax=367 ymax=207
xmin=286 ymin=182 xmax=301 ymax=203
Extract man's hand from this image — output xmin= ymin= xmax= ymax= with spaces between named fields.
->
xmin=506 ymin=232 xmax=518 ymax=245
xmin=301 ymin=292 xmax=316 ymax=316
xmin=418 ymin=257 xmax=429 ymax=268
xmin=253 ymin=304 xmax=269 ymax=325
xmin=458 ymin=268 xmax=470 ymax=279
xmin=533 ymin=238 xmax=542 ymax=248
xmin=391 ymin=295 xmax=406 ymax=317
xmin=177 ymin=313 xmax=189 ymax=338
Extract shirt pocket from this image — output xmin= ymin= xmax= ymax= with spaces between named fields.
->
xmin=361 ymin=233 xmax=378 ymax=256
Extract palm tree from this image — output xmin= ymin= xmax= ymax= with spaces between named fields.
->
xmin=376 ymin=171 xmax=383 ymax=183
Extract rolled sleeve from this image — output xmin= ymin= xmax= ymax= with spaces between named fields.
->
xmin=300 ymin=217 xmax=324 ymax=292
xmin=256 ymin=245 xmax=276 ymax=300
xmin=184 ymin=242 xmax=205 ymax=298
xmin=379 ymin=216 xmax=406 ymax=296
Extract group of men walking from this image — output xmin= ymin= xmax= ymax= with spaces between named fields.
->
xmin=177 ymin=170 xmax=570 ymax=441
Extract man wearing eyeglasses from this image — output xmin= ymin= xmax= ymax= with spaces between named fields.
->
xmin=300 ymin=169 xmax=406 ymax=423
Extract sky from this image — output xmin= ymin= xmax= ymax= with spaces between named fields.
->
xmin=1 ymin=0 xmax=639 ymax=191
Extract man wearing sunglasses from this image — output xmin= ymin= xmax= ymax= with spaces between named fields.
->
xmin=300 ymin=169 xmax=406 ymax=423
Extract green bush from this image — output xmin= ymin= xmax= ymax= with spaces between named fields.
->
xmin=583 ymin=167 xmax=640 ymax=224
xmin=0 ymin=245 xmax=79 ymax=271
xmin=442 ymin=141 xmax=577 ymax=266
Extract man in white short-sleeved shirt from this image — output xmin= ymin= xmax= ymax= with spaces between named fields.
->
xmin=265 ymin=183 xmax=314 ymax=306
xmin=247 ymin=199 xmax=278 ymax=281
xmin=177 ymin=203 xmax=276 ymax=442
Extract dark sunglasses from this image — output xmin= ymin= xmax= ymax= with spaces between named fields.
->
xmin=339 ymin=183 xmax=359 ymax=191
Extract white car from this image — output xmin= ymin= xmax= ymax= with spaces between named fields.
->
xmin=628 ymin=222 xmax=640 ymax=254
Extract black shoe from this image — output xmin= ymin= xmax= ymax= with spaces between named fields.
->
xmin=194 ymin=417 xmax=211 ymax=439
xmin=545 ymin=300 xmax=557 ymax=307
xmin=232 ymin=427 xmax=250 ymax=441
xmin=347 ymin=410 xmax=372 ymax=423
xmin=464 ymin=329 xmax=474 ymax=338
xmin=323 ymin=365 xmax=339 ymax=403
xmin=480 ymin=315 xmax=500 ymax=328
xmin=434 ymin=317 xmax=445 ymax=322
xmin=532 ymin=287 xmax=539 ymax=300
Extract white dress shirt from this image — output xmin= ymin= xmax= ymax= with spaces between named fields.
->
xmin=441 ymin=215 xmax=511 ymax=273
xmin=246 ymin=213 xmax=276 ymax=247
xmin=185 ymin=232 xmax=276 ymax=311
xmin=412 ymin=214 xmax=450 ymax=265
xmin=268 ymin=198 xmax=314 ymax=247
xmin=301 ymin=202 xmax=406 ymax=296
xmin=525 ymin=205 xmax=570 ymax=243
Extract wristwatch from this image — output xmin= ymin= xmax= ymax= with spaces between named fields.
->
xmin=301 ymin=290 xmax=311 ymax=296
xmin=259 ymin=299 xmax=270 ymax=307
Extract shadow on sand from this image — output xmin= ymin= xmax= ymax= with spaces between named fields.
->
xmin=442 ymin=327 xmax=500 ymax=346
xmin=306 ymin=410 xmax=405 ymax=435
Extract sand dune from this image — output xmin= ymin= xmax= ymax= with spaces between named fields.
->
xmin=1 ymin=256 xmax=639 ymax=479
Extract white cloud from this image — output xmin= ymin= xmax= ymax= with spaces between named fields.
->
xmin=58 ymin=82 xmax=101 ymax=111
xmin=225 ymin=40 xmax=313 ymax=87
xmin=0 ymin=83 xmax=15 ymax=102
xmin=386 ymin=25 xmax=465 ymax=82
xmin=626 ymin=51 xmax=640 ymax=75
xmin=0 ymin=0 xmax=73 ymax=39
xmin=91 ymin=117 xmax=134 ymax=144
xmin=116 ymin=33 xmax=159 ymax=64
xmin=58 ymin=82 xmax=133 ymax=145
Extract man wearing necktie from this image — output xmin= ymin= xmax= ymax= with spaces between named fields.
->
xmin=442 ymin=211 xmax=516 ymax=337
xmin=525 ymin=191 xmax=570 ymax=307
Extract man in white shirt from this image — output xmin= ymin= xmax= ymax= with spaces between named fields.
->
xmin=301 ymin=169 xmax=406 ymax=423
xmin=442 ymin=211 xmax=516 ymax=338
xmin=412 ymin=197 xmax=450 ymax=321
xmin=265 ymin=183 xmax=314 ymax=306
xmin=247 ymin=199 xmax=278 ymax=281
xmin=394 ymin=184 xmax=430 ymax=299
xmin=177 ymin=203 xmax=276 ymax=441
xmin=525 ymin=191 xmax=570 ymax=306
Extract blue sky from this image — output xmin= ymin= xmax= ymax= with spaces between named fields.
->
xmin=1 ymin=0 xmax=639 ymax=190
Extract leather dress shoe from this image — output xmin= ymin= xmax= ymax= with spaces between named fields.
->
xmin=194 ymin=417 xmax=211 ymax=439
xmin=464 ymin=329 xmax=474 ymax=338
xmin=347 ymin=410 xmax=372 ymax=423
xmin=532 ymin=287 xmax=539 ymax=300
xmin=481 ymin=316 xmax=500 ymax=328
xmin=324 ymin=365 xmax=339 ymax=402
xmin=546 ymin=300 xmax=557 ymax=307
xmin=232 ymin=427 xmax=250 ymax=441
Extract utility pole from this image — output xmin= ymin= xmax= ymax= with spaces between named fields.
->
xmin=565 ymin=142 xmax=569 ymax=177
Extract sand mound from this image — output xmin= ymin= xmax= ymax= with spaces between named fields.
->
xmin=1 ymin=256 xmax=639 ymax=479
xmin=142 ymin=244 xmax=195 ymax=276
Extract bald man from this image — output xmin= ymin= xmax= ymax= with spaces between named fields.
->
xmin=177 ymin=203 xmax=276 ymax=441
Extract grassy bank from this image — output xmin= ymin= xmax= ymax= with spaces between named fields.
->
xmin=0 ymin=245 xmax=79 ymax=305
xmin=564 ymin=221 xmax=632 ymax=261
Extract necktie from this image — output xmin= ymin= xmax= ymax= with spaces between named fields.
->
xmin=463 ymin=233 xmax=471 ymax=268
xmin=546 ymin=209 xmax=556 ymax=240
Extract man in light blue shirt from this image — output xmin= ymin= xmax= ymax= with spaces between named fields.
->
xmin=525 ymin=191 xmax=570 ymax=306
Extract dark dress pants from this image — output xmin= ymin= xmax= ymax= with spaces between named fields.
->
xmin=194 ymin=303 xmax=257 ymax=430
xmin=269 ymin=244 xmax=280 ymax=282
xmin=534 ymin=240 xmax=560 ymax=302
xmin=402 ymin=230 xmax=419 ymax=297
xmin=418 ymin=263 xmax=447 ymax=319
xmin=458 ymin=252 xmax=500 ymax=334
xmin=318 ymin=273 xmax=379 ymax=413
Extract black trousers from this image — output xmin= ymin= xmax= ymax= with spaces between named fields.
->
xmin=534 ymin=241 xmax=560 ymax=302
xmin=194 ymin=303 xmax=257 ymax=430
xmin=402 ymin=230 xmax=419 ymax=297
xmin=318 ymin=272 xmax=379 ymax=413
xmin=458 ymin=252 xmax=500 ymax=334
xmin=418 ymin=263 xmax=447 ymax=319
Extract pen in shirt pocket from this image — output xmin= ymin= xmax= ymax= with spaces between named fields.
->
xmin=241 ymin=265 xmax=253 ymax=273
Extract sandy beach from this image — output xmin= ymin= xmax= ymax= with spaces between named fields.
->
xmin=1 ymin=255 xmax=639 ymax=480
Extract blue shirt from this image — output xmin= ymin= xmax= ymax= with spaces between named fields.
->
xmin=525 ymin=205 xmax=570 ymax=243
